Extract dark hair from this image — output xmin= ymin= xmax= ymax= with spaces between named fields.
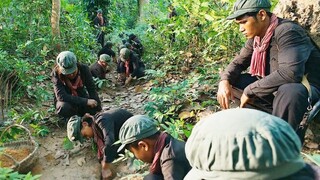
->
xmin=80 ymin=115 xmax=93 ymax=129
xmin=127 ymin=131 xmax=160 ymax=149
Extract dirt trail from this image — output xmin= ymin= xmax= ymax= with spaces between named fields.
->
xmin=32 ymin=80 xmax=149 ymax=180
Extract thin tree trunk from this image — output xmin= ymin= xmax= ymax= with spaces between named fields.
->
xmin=51 ymin=0 xmax=61 ymax=51
xmin=138 ymin=0 xmax=149 ymax=21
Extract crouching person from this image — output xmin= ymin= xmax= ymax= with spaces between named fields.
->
xmin=52 ymin=51 xmax=102 ymax=120
xmin=67 ymin=108 xmax=133 ymax=179
xmin=184 ymin=108 xmax=320 ymax=180
xmin=118 ymin=115 xmax=191 ymax=180
xmin=90 ymin=54 xmax=114 ymax=80
xmin=117 ymin=48 xmax=145 ymax=86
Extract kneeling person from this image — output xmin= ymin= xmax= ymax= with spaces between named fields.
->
xmin=67 ymin=108 xmax=133 ymax=179
xmin=90 ymin=54 xmax=113 ymax=80
xmin=118 ymin=115 xmax=191 ymax=180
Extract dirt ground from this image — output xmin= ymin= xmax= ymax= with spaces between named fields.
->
xmin=28 ymin=75 xmax=320 ymax=179
xmin=31 ymin=78 xmax=149 ymax=180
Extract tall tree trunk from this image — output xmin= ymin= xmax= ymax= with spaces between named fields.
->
xmin=138 ymin=0 xmax=149 ymax=21
xmin=51 ymin=0 xmax=61 ymax=51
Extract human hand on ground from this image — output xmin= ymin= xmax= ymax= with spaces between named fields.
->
xmin=217 ymin=80 xmax=234 ymax=109
xmin=87 ymin=99 xmax=98 ymax=108
xmin=101 ymin=162 xmax=112 ymax=179
xmin=240 ymin=93 xmax=250 ymax=108
xmin=125 ymin=76 xmax=133 ymax=86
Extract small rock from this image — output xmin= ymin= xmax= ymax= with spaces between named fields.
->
xmin=54 ymin=150 xmax=65 ymax=159
xmin=77 ymin=157 xmax=86 ymax=166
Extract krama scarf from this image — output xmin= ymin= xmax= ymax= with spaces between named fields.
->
xmin=149 ymin=132 xmax=168 ymax=174
xmin=64 ymin=74 xmax=83 ymax=96
xmin=250 ymin=14 xmax=279 ymax=77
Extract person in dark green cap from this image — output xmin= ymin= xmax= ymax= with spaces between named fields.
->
xmin=118 ymin=115 xmax=191 ymax=180
xmin=184 ymin=108 xmax=320 ymax=179
xmin=217 ymin=0 xmax=320 ymax=142
xmin=117 ymin=48 xmax=145 ymax=86
xmin=90 ymin=54 xmax=114 ymax=80
xmin=67 ymin=108 xmax=133 ymax=179
xmin=51 ymin=51 xmax=102 ymax=120
xmin=97 ymin=41 xmax=116 ymax=63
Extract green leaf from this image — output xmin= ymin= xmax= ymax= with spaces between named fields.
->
xmin=301 ymin=152 xmax=320 ymax=166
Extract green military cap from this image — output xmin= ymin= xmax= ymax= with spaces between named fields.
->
xmin=227 ymin=0 xmax=271 ymax=20
xmin=56 ymin=51 xmax=77 ymax=75
xmin=99 ymin=54 xmax=112 ymax=63
xmin=67 ymin=115 xmax=84 ymax=143
xmin=184 ymin=108 xmax=305 ymax=180
xmin=119 ymin=48 xmax=130 ymax=62
xmin=118 ymin=115 xmax=159 ymax=152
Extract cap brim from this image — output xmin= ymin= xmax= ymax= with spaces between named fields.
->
xmin=227 ymin=8 xmax=271 ymax=20
xmin=226 ymin=9 xmax=250 ymax=20
xmin=117 ymin=144 xmax=126 ymax=153
xmin=61 ymin=66 xmax=77 ymax=75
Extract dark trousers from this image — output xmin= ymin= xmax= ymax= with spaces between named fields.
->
xmin=144 ymin=174 xmax=163 ymax=180
xmin=56 ymin=101 xmax=99 ymax=119
xmin=232 ymin=74 xmax=320 ymax=131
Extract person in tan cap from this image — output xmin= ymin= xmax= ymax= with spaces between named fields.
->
xmin=90 ymin=54 xmax=113 ymax=80
xmin=217 ymin=0 xmax=320 ymax=142
xmin=184 ymin=108 xmax=320 ymax=179
xmin=51 ymin=51 xmax=101 ymax=120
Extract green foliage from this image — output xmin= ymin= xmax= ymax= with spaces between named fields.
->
xmin=63 ymin=137 xmax=74 ymax=150
xmin=0 ymin=167 xmax=41 ymax=180
xmin=29 ymin=124 xmax=50 ymax=137
xmin=108 ymin=0 xmax=139 ymax=30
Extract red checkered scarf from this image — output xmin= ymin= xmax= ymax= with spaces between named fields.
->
xmin=250 ymin=14 xmax=278 ymax=77
xmin=93 ymin=124 xmax=105 ymax=161
xmin=149 ymin=132 xmax=168 ymax=174
xmin=62 ymin=74 xmax=83 ymax=96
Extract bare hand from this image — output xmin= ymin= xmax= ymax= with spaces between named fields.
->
xmin=125 ymin=76 xmax=133 ymax=86
xmin=101 ymin=162 xmax=112 ymax=180
xmin=87 ymin=99 xmax=98 ymax=108
xmin=217 ymin=80 xmax=234 ymax=109
xmin=240 ymin=93 xmax=250 ymax=108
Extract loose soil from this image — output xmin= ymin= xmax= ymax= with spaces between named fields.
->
xmin=24 ymin=73 xmax=320 ymax=179
xmin=0 ymin=147 xmax=31 ymax=167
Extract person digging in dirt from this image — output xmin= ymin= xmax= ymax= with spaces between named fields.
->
xmin=118 ymin=115 xmax=191 ymax=180
xmin=90 ymin=54 xmax=114 ymax=80
xmin=117 ymin=48 xmax=145 ymax=86
xmin=52 ymin=51 xmax=102 ymax=120
xmin=97 ymin=41 xmax=116 ymax=63
xmin=67 ymin=108 xmax=133 ymax=179
xmin=217 ymin=0 xmax=320 ymax=142
xmin=184 ymin=108 xmax=320 ymax=179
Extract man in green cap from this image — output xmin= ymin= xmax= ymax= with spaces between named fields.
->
xmin=217 ymin=0 xmax=320 ymax=141
xmin=184 ymin=108 xmax=320 ymax=179
xmin=67 ymin=108 xmax=133 ymax=179
xmin=97 ymin=41 xmax=116 ymax=63
xmin=90 ymin=54 xmax=114 ymax=80
xmin=51 ymin=51 xmax=102 ymax=120
xmin=118 ymin=115 xmax=191 ymax=180
xmin=117 ymin=48 xmax=145 ymax=86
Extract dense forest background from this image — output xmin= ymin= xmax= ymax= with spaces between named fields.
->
xmin=7 ymin=0 xmax=320 ymax=178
